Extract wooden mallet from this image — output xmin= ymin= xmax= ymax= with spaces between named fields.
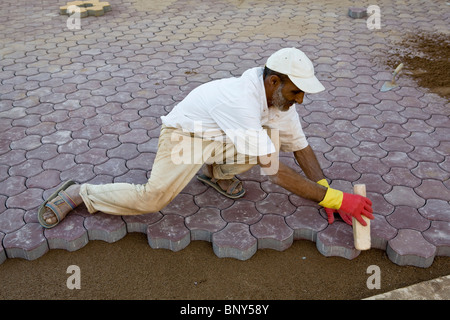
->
xmin=352 ymin=184 xmax=371 ymax=250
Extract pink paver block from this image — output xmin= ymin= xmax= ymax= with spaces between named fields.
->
xmin=385 ymin=186 xmax=426 ymax=208
xmin=194 ymin=187 xmax=234 ymax=209
xmin=44 ymin=215 xmax=88 ymax=251
xmin=250 ymin=214 xmax=293 ymax=251
xmin=255 ymin=193 xmax=296 ymax=216
xmin=160 ymin=193 xmax=199 ymax=217
xmin=122 ymin=212 xmax=163 ymax=233
xmin=185 ymin=208 xmax=226 ymax=241
xmin=0 ymin=208 xmax=25 ymax=234
xmin=84 ymin=212 xmax=127 ymax=243
xmin=6 ymin=188 xmax=43 ymax=211
xmin=3 ymin=223 xmax=48 ymax=260
xmin=147 ymin=214 xmax=190 ymax=252
xmin=221 ymin=200 xmax=262 ymax=224
xmin=285 ymin=207 xmax=328 ymax=241
xmin=387 ymin=229 xmax=437 ymax=268
xmin=370 ymin=214 xmax=398 ymax=250
xmin=316 ymin=222 xmax=360 ymax=260
xmin=418 ymin=199 xmax=450 ymax=222
xmin=422 ymin=221 xmax=450 ymax=256
xmin=212 ymin=223 xmax=257 ymax=260
xmin=386 ymin=206 xmax=431 ymax=231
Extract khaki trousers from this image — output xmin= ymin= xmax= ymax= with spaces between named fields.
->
xmin=79 ymin=126 xmax=261 ymax=215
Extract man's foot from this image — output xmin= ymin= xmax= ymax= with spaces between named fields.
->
xmin=197 ymin=165 xmax=245 ymax=198
xmin=41 ymin=184 xmax=82 ymax=226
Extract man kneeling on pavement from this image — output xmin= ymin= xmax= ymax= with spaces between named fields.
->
xmin=39 ymin=47 xmax=373 ymax=231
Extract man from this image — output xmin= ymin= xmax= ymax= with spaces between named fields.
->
xmin=39 ymin=48 xmax=373 ymax=229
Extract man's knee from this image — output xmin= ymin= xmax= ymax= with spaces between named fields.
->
xmin=133 ymin=185 xmax=170 ymax=214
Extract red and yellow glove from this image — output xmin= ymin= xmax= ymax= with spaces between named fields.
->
xmin=317 ymin=179 xmax=373 ymax=226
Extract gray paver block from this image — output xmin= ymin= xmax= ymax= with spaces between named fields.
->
xmin=212 ymin=223 xmax=257 ymax=260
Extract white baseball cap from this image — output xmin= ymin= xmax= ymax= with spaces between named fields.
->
xmin=266 ymin=47 xmax=325 ymax=94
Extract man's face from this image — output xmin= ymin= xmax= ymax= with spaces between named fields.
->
xmin=270 ymin=77 xmax=305 ymax=112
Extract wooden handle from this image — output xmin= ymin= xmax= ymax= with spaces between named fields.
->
xmin=393 ymin=63 xmax=404 ymax=75
xmin=352 ymin=184 xmax=371 ymax=250
xmin=391 ymin=63 xmax=404 ymax=82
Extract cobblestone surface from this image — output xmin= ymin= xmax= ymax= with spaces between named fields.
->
xmin=0 ymin=0 xmax=449 ymax=267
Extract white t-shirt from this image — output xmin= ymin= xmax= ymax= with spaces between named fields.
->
xmin=161 ymin=67 xmax=308 ymax=156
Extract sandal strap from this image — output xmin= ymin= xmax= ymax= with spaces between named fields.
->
xmin=44 ymin=202 xmax=62 ymax=222
xmin=44 ymin=190 xmax=77 ymax=223
xmin=58 ymin=190 xmax=77 ymax=209
xmin=226 ymin=178 xmax=242 ymax=195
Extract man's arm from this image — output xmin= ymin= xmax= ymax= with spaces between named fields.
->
xmin=293 ymin=145 xmax=351 ymax=224
xmin=269 ymin=160 xmax=328 ymax=203
xmin=258 ymin=152 xmax=374 ymax=226
xmin=258 ymin=150 xmax=327 ymax=203
xmin=293 ymin=145 xmax=325 ymax=182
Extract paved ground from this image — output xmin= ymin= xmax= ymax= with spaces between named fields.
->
xmin=0 ymin=0 xmax=449 ymax=272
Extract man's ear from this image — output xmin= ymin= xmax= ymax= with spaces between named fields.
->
xmin=264 ymin=75 xmax=281 ymax=93
xmin=268 ymin=75 xmax=281 ymax=87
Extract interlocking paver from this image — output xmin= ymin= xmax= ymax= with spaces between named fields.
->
xmin=0 ymin=209 xmax=25 ymax=234
xmin=370 ymin=214 xmax=397 ymax=250
xmin=84 ymin=212 xmax=127 ymax=243
xmin=387 ymin=229 xmax=437 ymax=268
xmin=212 ymin=222 xmax=257 ymax=260
xmin=285 ymin=207 xmax=327 ymax=241
xmin=147 ymin=214 xmax=190 ymax=252
xmin=0 ymin=0 xmax=448 ymax=269
xmin=3 ymin=223 xmax=48 ymax=261
xmin=44 ymin=215 xmax=89 ymax=251
xmin=316 ymin=221 xmax=360 ymax=260
xmin=423 ymin=221 xmax=450 ymax=256
xmin=185 ymin=207 xmax=226 ymax=241
xmin=250 ymin=214 xmax=293 ymax=251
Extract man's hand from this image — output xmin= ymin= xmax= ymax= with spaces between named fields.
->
xmin=324 ymin=207 xmax=353 ymax=225
xmin=317 ymin=179 xmax=352 ymax=225
xmin=317 ymin=179 xmax=374 ymax=226
xmin=339 ymin=193 xmax=374 ymax=226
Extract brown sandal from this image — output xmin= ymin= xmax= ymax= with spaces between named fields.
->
xmin=38 ymin=180 xmax=80 ymax=228
xmin=197 ymin=174 xmax=245 ymax=199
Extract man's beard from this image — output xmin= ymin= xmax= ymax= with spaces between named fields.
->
xmin=271 ymin=84 xmax=293 ymax=112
